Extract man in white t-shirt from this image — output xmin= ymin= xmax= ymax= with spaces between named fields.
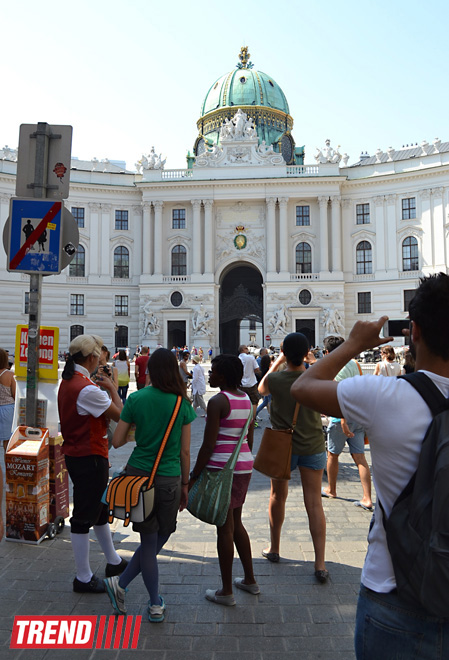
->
xmin=291 ymin=273 xmax=449 ymax=659
xmin=238 ymin=345 xmax=261 ymax=442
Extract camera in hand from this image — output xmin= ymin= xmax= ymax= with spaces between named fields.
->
xmin=101 ymin=365 xmax=112 ymax=377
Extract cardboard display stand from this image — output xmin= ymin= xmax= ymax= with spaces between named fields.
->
xmin=5 ymin=427 xmax=50 ymax=544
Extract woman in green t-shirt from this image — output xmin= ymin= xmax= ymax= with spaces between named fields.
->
xmin=105 ymin=348 xmax=196 ymax=622
xmin=258 ymin=332 xmax=328 ymax=583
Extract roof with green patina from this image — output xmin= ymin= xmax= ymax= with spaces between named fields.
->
xmin=201 ymin=67 xmax=290 ymax=116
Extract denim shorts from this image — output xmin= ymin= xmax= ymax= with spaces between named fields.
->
xmin=355 ymin=583 xmax=449 ymax=659
xmin=327 ymin=420 xmax=366 ymax=455
xmin=290 ymin=451 xmax=327 ymax=471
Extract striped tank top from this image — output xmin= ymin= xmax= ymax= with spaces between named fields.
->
xmin=206 ymin=390 xmax=253 ymax=474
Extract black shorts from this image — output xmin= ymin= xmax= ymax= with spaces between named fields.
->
xmin=64 ymin=454 xmax=109 ymax=534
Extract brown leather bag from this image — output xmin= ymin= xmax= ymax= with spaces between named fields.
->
xmin=253 ymin=403 xmax=300 ymax=480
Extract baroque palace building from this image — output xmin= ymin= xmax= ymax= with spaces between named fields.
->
xmin=0 ymin=47 xmax=448 ymax=354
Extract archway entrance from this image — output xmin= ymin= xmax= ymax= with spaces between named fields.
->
xmin=219 ymin=265 xmax=263 ymax=354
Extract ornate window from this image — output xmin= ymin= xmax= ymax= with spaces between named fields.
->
xmin=402 ymin=198 xmax=416 ymax=220
xmin=115 ymin=209 xmax=128 ymax=230
xmin=356 ymin=241 xmax=372 ymax=274
xmin=295 ymin=242 xmax=312 ymax=274
xmin=70 ymin=294 xmax=84 ymax=315
xmin=298 ymin=289 xmax=312 ymax=305
xmin=170 ymin=291 xmax=183 ymax=307
xmin=296 ymin=206 xmax=310 ymax=226
xmin=115 ymin=295 xmax=128 ymax=316
xmin=357 ymin=292 xmax=371 ymax=314
xmin=172 ymin=209 xmax=186 ymax=229
xmin=171 ymin=245 xmax=187 ymax=276
xmin=403 ymin=289 xmax=415 ymax=312
xmin=402 ymin=236 xmax=419 ymax=271
xmin=72 ymin=207 xmax=85 ymax=228
xmin=114 ymin=246 xmax=129 ymax=278
xmin=69 ymin=244 xmax=85 ymax=277
xmin=356 ymin=203 xmax=370 ymax=224
xmin=70 ymin=325 xmax=84 ymax=341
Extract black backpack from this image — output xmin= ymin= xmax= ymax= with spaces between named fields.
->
xmin=379 ymin=371 xmax=449 ymax=617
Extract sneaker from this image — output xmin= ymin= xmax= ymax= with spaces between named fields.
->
xmin=105 ymin=557 xmax=128 ymax=578
xmin=254 ymin=422 xmax=259 ymax=428
xmin=73 ymin=575 xmax=105 ymax=593
xmin=104 ymin=575 xmax=127 ymax=614
xmin=234 ymin=578 xmax=260 ymax=595
xmin=148 ymin=596 xmax=166 ymax=622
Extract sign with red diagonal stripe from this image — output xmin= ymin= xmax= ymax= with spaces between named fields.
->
xmin=8 ymin=198 xmax=63 ymax=274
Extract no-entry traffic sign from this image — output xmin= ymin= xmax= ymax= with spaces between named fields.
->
xmin=7 ymin=198 xmax=63 ymax=274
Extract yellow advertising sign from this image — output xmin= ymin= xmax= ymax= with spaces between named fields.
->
xmin=14 ymin=325 xmax=60 ymax=381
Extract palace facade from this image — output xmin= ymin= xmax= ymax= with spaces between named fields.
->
xmin=1 ymin=48 xmax=448 ymax=354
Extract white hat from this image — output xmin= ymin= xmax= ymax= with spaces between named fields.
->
xmin=69 ymin=334 xmax=103 ymax=358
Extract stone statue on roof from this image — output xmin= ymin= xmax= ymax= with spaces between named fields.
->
xmin=315 ymin=139 xmax=342 ymax=164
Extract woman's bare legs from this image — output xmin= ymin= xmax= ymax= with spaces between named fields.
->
xmin=299 ymin=466 xmax=326 ymax=572
xmin=264 ymin=479 xmax=289 ymax=555
xmin=232 ymin=506 xmax=257 ymax=586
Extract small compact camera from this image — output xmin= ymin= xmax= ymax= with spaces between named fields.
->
xmin=101 ymin=365 xmax=112 ymax=377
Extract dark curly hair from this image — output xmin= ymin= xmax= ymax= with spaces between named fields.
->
xmin=211 ymin=354 xmax=243 ymax=389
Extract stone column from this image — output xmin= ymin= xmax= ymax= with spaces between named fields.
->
xmin=203 ymin=199 xmax=214 ymax=275
xmin=341 ymin=198 xmax=352 ymax=273
xmin=88 ymin=203 xmax=101 ymax=276
xmin=142 ymin=203 xmax=152 ymax=274
xmin=132 ymin=205 xmax=143 ymax=278
xmin=420 ymin=190 xmax=432 ymax=272
xmin=385 ymin=195 xmax=397 ymax=271
xmin=278 ymin=197 xmax=289 ymax=273
xmin=266 ymin=197 xmax=277 ymax=273
xmin=318 ymin=196 xmax=329 ymax=272
xmin=191 ymin=199 xmax=202 ymax=275
xmin=330 ymin=195 xmax=342 ymax=272
xmin=432 ymin=187 xmax=445 ymax=270
xmin=374 ymin=196 xmax=385 ymax=272
xmin=100 ymin=204 xmax=112 ymax=277
xmin=153 ymin=201 xmax=164 ymax=276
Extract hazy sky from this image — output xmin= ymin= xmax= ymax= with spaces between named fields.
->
xmin=2 ymin=0 xmax=447 ymax=170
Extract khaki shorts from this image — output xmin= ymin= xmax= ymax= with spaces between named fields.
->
xmin=240 ymin=384 xmax=260 ymax=405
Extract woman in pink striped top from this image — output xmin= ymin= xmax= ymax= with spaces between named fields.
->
xmin=189 ymin=354 xmax=259 ymax=606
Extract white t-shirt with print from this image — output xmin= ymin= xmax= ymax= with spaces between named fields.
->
xmin=337 ymin=370 xmax=449 ymax=593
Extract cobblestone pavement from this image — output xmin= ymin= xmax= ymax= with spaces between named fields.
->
xmin=0 ymin=370 xmax=374 ymax=659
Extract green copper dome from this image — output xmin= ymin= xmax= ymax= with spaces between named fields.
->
xmin=201 ymin=68 xmax=290 ymax=116
xmin=193 ymin=47 xmax=304 ymax=165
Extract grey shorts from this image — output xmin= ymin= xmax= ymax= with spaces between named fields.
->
xmin=327 ymin=420 xmax=366 ymax=455
xmin=125 ymin=464 xmax=181 ymax=535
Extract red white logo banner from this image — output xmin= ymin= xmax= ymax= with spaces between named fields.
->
xmin=11 ymin=615 xmax=142 ymax=649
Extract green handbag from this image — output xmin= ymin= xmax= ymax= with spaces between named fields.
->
xmin=187 ymin=411 xmax=253 ymax=527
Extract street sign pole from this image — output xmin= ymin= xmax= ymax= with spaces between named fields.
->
xmin=26 ymin=124 xmax=50 ymax=427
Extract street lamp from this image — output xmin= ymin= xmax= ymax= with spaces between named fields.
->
xmin=114 ymin=323 xmax=119 ymax=351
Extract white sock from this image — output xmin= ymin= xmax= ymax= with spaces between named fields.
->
xmin=93 ymin=524 xmax=121 ymax=564
xmin=70 ymin=532 xmax=92 ymax=583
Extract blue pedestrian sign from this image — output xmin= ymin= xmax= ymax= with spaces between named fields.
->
xmin=8 ymin=198 xmax=63 ymax=274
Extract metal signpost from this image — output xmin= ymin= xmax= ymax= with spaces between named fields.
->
xmin=6 ymin=123 xmax=74 ymax=427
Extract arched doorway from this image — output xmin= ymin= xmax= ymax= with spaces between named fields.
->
xmin=219 ymin=265 xmax=263 ymax=354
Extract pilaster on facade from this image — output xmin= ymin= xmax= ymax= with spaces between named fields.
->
xmin=266 ymin=197 xmax=277 ymax=274
xmin=191 ymin=199 xmax=202 ymax=275
xmin=420 ymin=190 xmax=432 ymax=271
xmin=142 ymin=203 xmax=152 ymax=275
xmin=374 ymin=196 xmax=386 ymax=272
xmin=340 ymin=198 xmax=352 ymax=275
xmin=278 ymin=197 xmax=289 ymax=275
xmin=203 ymin=199 xmax=214 ymax=277
xmin=318 ymin=196 xmax=329 ymax=273
xmin=153 ymin=200 xmax=164 ymax=276
xmin=432 ymin=188 xmax=445 ymax=269
xmin=330 ymin=195 xmax=342 ymax=274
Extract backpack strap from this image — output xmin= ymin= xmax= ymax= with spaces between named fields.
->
xmin=398 ymin=372 xmax=449 ymax=417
